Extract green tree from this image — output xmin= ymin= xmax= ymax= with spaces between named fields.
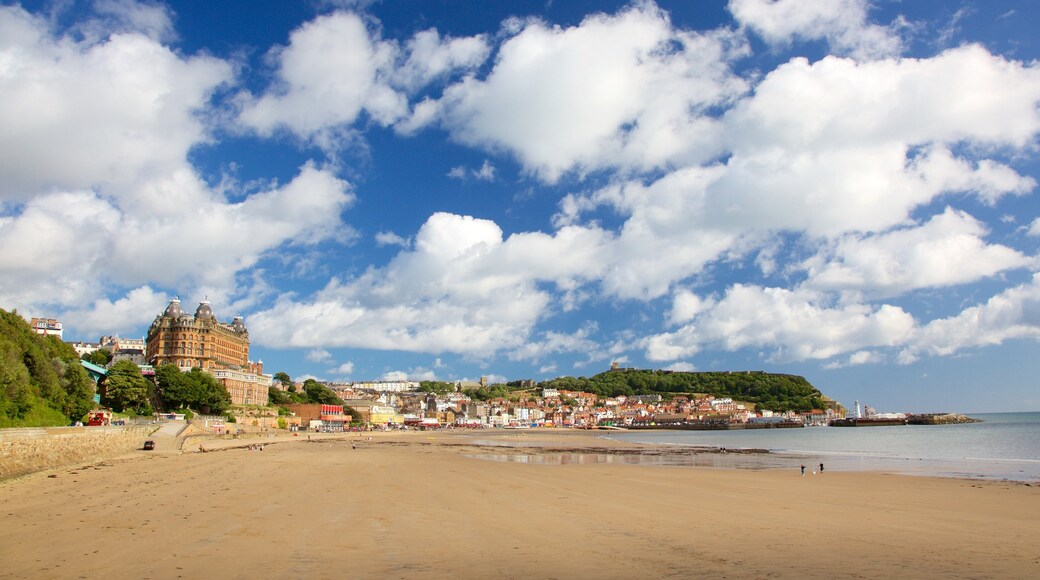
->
xmin=154 ymin=364 xmax=195 ymax=409
xmin=187 ymin=368 xmax=231 ymax=414
xmin=0 ymin=310 xmax=95 ymax=426
xmin=102 ymin=360 xmax=150 ymax=414
xmin=273 ymin=371 xmax=293 ymax=389
xmin=302 ymin=379 xmax=344 ymax=405
xmin=419 ymin=381 xmax=455 ymax=395
xmin=81 ymin=348 xmax=112 ymax=367
xmin=268 ymin=386 xmax=292 ymax=405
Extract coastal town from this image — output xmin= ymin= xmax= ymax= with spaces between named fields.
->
xmin=19 ymin=299 xmax=936 ymax=435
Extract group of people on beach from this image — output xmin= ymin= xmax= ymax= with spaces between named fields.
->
xmin=801 ymin=463 xmax=824 ymax=476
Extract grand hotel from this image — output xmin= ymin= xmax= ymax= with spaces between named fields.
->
xmin=146 ymin=299 xmax=270 ymax=406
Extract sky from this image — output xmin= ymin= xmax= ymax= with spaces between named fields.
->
xmin=1 ymin=0 xmax=1039 ymax=413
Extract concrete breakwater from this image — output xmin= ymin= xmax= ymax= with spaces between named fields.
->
xmin=0 ymin=425 xmax=156 ymax=481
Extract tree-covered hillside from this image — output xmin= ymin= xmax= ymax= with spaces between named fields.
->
xmin=0 ymin=309 xmax=96 ymax=427
xmin=538 ymin=369 xmax=827 ymax=412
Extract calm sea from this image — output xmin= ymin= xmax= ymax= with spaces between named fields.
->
xmin=603 ymin=412 xmax=1040 ymax=482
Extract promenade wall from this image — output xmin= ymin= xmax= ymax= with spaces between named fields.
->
xmin=0 ymin=425 xmax=156 ymax=481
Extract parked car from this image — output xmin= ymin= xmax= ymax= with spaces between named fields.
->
xmin=142 ymin=440 xmax=155 ymax=451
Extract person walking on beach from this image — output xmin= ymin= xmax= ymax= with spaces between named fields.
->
xmin=801 ymin=464 xmax=805 ymax=476
xmin=819 ymin=463 xmax=824 ymax=473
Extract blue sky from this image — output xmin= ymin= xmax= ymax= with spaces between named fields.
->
xmin=2 ymin=0 xmax=1039 ymax=413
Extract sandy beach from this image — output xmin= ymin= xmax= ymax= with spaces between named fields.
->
xmin=1 ymin=429 xmax=1038 ymax=579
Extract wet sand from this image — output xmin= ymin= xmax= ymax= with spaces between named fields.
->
xmin=1 ymin=429 xmax=1038 ymax=579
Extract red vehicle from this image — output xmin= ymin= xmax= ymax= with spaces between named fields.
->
xmin=87 ymin=410 xmax=112 ymax=426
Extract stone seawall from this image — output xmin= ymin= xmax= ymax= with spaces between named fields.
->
xmin=0 ymin=426 xmax=157 ymax=481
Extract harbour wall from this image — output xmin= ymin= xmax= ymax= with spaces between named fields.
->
xmin=0 ymin=425 xmax=156 ymax=481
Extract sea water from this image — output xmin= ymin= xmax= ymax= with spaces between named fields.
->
xmin=602 ymin=412 xmax=1040 ymax=482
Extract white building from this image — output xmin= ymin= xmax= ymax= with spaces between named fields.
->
xmin=350 ymin=380 xmax=419 ymax=393
xmin=30 ymin=318 xmax=62 ymax=339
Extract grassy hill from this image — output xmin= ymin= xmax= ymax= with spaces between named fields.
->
xmin=538 ymin=369 xmax=831 ymax=413
xmin=0 ymin=309 xmax=95 ymax=427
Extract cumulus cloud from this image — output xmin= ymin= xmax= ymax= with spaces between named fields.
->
xmin=822 ymin=350 xmax=884 ymax=369
xmin=728 ymin=0 xmax=903 ymax=59
xmin=250 ymin=213 xmax=548 ymax=353
xmin=802 ymin=208 xmax=1033 ymax=299
xmin=644 ymin=285 xmax=916 ymax=363
xmin=0 ymin=8 xmax=355 ymax=322
xmin=89 ymin=0 xmax=177 ymax=43
xmin=446 ymin=160 xmax=496 ymax=181
xmin=899 ymin=274 xmax=1040 ymax=363
xmin=0 ymin=5 xmax=230 ymax=201
xmin=507 ymin=323 xmax=601 ymax=363
xmin=375 ymin=231 xmax=409 ymax=247
xmin=392 ymin=28 xmax=489 ymax=91
xmin=307 ymin=349 xmax=334 ymax=363
xmin=408 ymin=3 xmax=748 ymax=181
xmin=331 ymin=361 xmax=355 ymax=375
xmin=1029 ymin=218 xmax=1040 ymax=237
xmin=248 ymin=212 xmax=615 ymax=353
xmin=239 ymin=11 xmax=488 ymax=143
xmin=555 ymin=43 xmax=1040 ymax=299
xmin=381 ymin=370 xmax=409 ymax=381
xmin=238 ymin=12 xmax=404 ymax=138
xmin=59 ymin=286 xmax=169 ymax=338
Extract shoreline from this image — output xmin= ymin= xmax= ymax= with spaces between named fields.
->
xmin=1 ymin=429 xmax=1038 ymax=578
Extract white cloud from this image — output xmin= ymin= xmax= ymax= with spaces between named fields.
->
xmin=822 ymin=350 xmax=884 ymax=369
xmin=554 ymin=44 xmax=1040 ymax=299
xmin=238 ymin=12 xmax=404 ymax=138
xmin=645 ymin=285 xmax=916 ymax=363
xmin=0 ymin=8 xmax=355 ymax=319
xmin=250 ymin=213 xmax=548 ymax=354
xmin=60 ymin=286 xmax=169 ymax=338
xmin=89 ymin=0 xmax=176 ymax=43
xmin=473 ymin=160 xmax=496 ymax=181
xmin=239 ymin=12 xmax=488 ymax=143
xmin=1029 ymin=218 xmax=1040 ymax=237
xmin=445 ymin=160 xmax=498 ymax=182
xmin=899 ymin=274 xmax=1040 ymax=363
xmin=728 ymin=0 xmax=903 ymax=60
xmin=110 ymin=163 xmax=355 ymax=292
xmin=375 ymin=231 xmax=409 ymax=247
xmin=248 ymin=211 xmax=618 ymax=355
xmin=802 ymin=208 xmax=1033 ymax=298
xmin=0 ymin=5 xmax=231 ymax=201
xmin=307 ymin=349 xmax=333 ymax=363
xmin=331 ymin=361 xmax=355 ymax=375
xmin=507 ymin=323 xmax=600 ymax=362
xmin=709 ymin=48 xmax=1040 ymax=237
xmin=392 ymin=28 xmax=489 ymax=91
xmin=663 ymin=361 xmax=697 ymax=372
xmin=668 ymin=289 xmax=711 ymax=326
xmin=412 ymin=3 xmax=748 ymax=181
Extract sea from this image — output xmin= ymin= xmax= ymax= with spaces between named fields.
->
xmin=601 ymin=412 xmax=1040 ymax=482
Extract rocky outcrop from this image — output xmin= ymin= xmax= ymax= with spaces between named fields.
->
xmin=906 ymin=413 xmax=981 ymax=425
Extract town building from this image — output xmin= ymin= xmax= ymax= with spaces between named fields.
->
xmin=349 ymin=380 xmax=419 ymax=393
xmin=146 ymin=298 xmax=270 ymax=406
xmin=30 ymin=317 xmax=63 ymax=338
xmin=146 ymin=299 xmax=249 ymax=370
xmin=68 ymin=341 xmax=101 ymax=357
